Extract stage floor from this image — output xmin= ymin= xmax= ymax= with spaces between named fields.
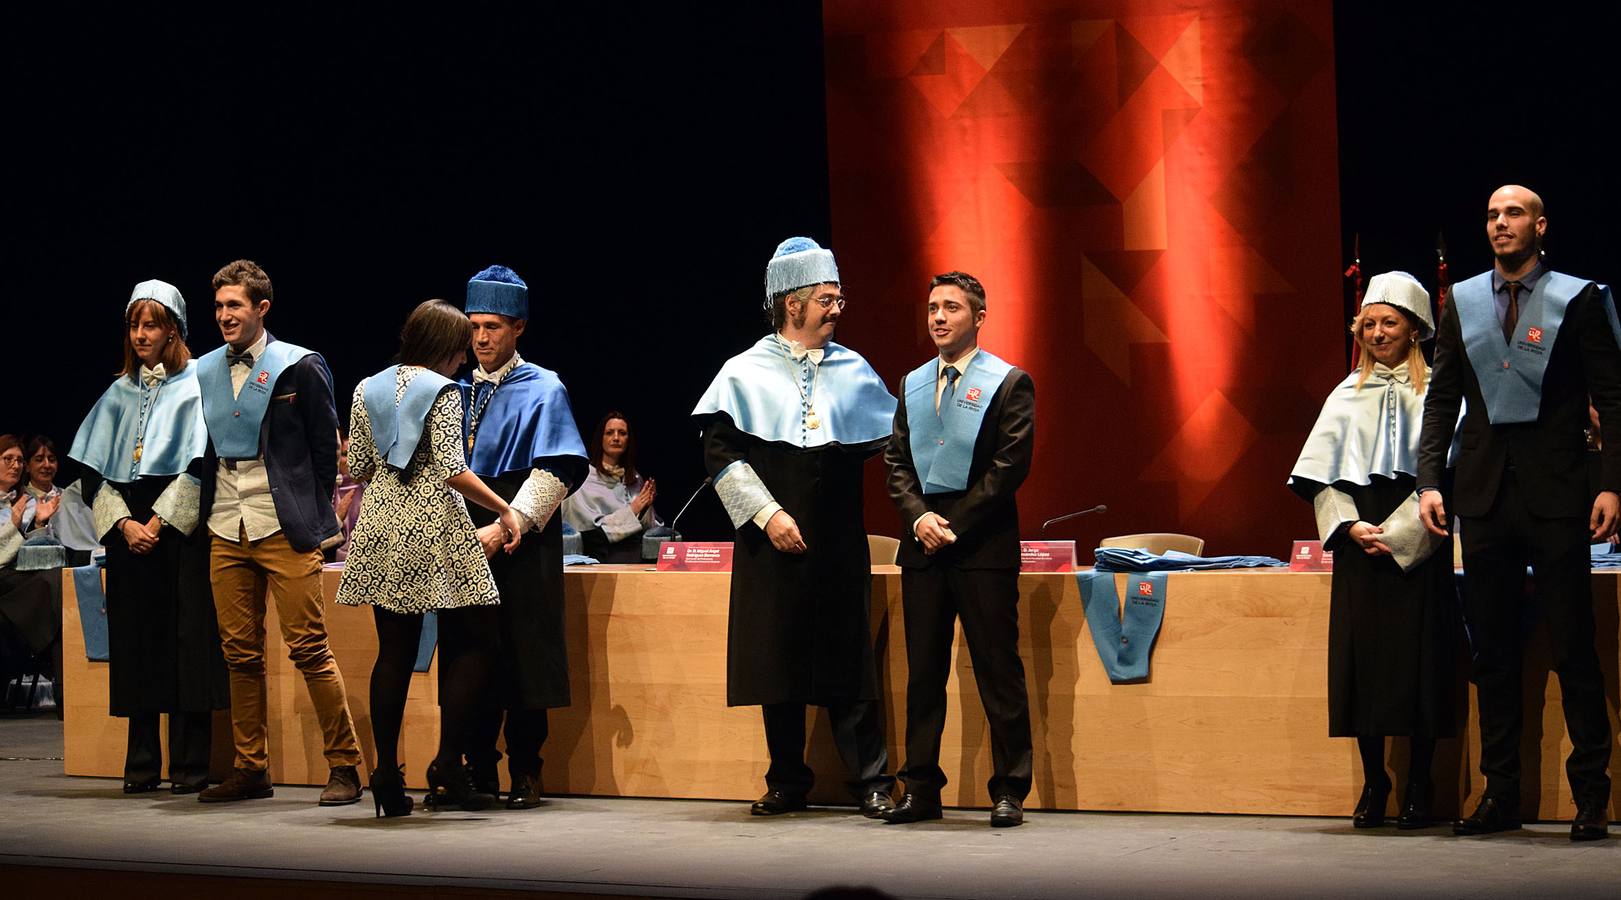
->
xmin=2 ymin=714 xmax=1616 ymax=899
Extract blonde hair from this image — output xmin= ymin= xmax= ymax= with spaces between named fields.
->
xmin=1349 ymin=305 xmax=1427 ymax=393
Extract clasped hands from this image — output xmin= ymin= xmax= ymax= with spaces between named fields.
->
xmin=475 ymin=507 xmax=527 ymax=559
xmin=120 ymin=515 xmax=163 ymax=554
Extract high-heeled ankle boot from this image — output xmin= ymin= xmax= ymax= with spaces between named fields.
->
xmin=1352 ymin=780 xmax=1391 ymax=828
xmin=424 ymin=760 xmax=495 ymax=812
xmin=370 ymin=764 xmax=414 ymax=818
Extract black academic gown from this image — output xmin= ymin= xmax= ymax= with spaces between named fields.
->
xmin=700 ymin=416 xmax=882 ymax=708
xmin=84 ymin=468 xmax=228 ymax=716
xmin=469 ymin=470 xmax=571 ymax=710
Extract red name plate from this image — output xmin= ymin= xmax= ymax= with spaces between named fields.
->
xmin=1288 ymin=540 xmax=1333 ymax=572
xmin=656 ymin=542 xmax=734 ymax=572
xmin=1020 ymin=541 xmax=1076 ymax=572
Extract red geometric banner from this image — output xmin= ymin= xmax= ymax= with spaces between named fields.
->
xmin=825 ymin=0 xmax=1343 ymax=555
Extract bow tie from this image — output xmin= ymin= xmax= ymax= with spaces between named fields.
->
xmin=472 ymin=367 xmax=502 ymax=385
xmin=227 ymin=351 xmax=254 ymax=368
xmin=140 ymin=364 xmax=166 ymax=387
xmin=786 ymin=341 xmax=824 ymax=366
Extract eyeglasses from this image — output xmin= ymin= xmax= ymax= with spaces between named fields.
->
xmin=0 ymin=455 xmax=22 ymax=467
xmin=810 ymin=293 xmax=847 ymax=311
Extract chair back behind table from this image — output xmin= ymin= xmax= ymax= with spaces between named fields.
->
xmin=1099 ymin=532 xmax=1205 ymax=556
xmin=866 ymin=534 xmax=900 ymax=565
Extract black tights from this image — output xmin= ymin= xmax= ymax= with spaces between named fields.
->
xmin=1356 ymin=734 xmax=1435 ymax=788
xmin=371 ymin=605 xmax=498 ymax=773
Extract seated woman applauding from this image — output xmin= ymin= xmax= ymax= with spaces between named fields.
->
xmin=563 ymin=411 xmax=662 ymax=562
xmin=1288 ymin=272 xmax=1460 ymax=831
xmin=334 ymin=299 xmax=525 ymax=817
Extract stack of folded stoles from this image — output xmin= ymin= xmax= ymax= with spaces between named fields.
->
xmin=1092 ymin=547 xmax=1287 ymax=571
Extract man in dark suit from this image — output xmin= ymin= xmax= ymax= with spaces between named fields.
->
xmin=882 ymin=271 xmax=1035 ymax=827
xmin=193 ymin=259 xmax=362 ymax=806
xmin=1418 ymin=185 xmax=1621 ymax=841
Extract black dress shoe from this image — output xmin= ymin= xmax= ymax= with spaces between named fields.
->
xmin=750 ymin=790 xmax=808 ymax=816
xmin=170 ymin=781 xmax=206 ymax=796
xmin=859 ymin=790 xmax=894 ymax=818
xmin=1571 ymin=800 xmax=1610 ymax=842
xmin=882 ymin=792 xmax=943 ymax=824
xmin=122 ymin=778 xmax=161 ymax=794
xmin=1352 ymin=781 xmax=1391 ymax=828
xmin=1453 ymin=796 xmax=1522 ymax=835
xmin=507 ymin=773 xmax=546 ymax=810
xmin=1396 ymin=780 xmax=1432 ymax=830
xmin=990 ymin=795 xmax=1024 ymax=828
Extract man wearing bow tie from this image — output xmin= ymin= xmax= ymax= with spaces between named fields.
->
xmin=457 ymin=265 xmax=588 ymax=810
xmin=882 ymin=271 xmax=1035 ymax=828
xmin=1418 ymin=186 xmax=1621 ymax=840
xmin=692 ymin=237 xmax=899 ymax=818
xmin=194 ymin=259 xmax=362 ymax=806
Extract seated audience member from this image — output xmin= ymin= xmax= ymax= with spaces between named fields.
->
xmin=330 ymin=429 xmax=365 ymax=563
xmin=563 ymin=411 xmax=661 ymax=562
xmin=0 ymin=435 xmax=60 ymax=706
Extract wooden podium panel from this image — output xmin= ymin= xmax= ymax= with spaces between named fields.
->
xmin=62 ymin=566 xmax=1621 ymax=819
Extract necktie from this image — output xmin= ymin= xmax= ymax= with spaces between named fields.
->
xmin=227 ymin=351 xmax=254 ymax=368
xmin=1503 ymin=281 xmax=1522 ymax=343
xmin=939 ymin=365 xmax=960 ymax=413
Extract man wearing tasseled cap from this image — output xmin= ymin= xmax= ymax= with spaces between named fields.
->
xmin=692 ymin=237 xmax=898 ymax=818
xmin=458 ymin=265 xmax=588 ymax=810
xmin=1418 ymin=185 xmax=1621 ymax=840
xmin=69 ymin=279 xmax=228 ymax=794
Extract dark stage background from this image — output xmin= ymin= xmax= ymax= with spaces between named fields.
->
xmin=6 ymin=2 xmax=1621 ymax=553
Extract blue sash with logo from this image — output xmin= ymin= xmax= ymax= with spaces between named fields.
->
xmin=1076 ymin=570 xmax=1167 ymax=683
xmin=1453 ymin=271 xmax=1608 ymax=424
xmin=363 ymin=366 xmax=454 ymax=472
xmin=196 ymin=339 xmax=318 ymax=459
xmin=904 ymin=351 xmax=1014 ymax=494
xmin=72 ymin=558 xmax=110 ymax=662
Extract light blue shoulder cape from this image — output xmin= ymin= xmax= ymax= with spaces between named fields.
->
xmin=69 ymin=364 xmax=208 ymax=482
xmin=363 ymin=366 xmax=456 ymax=471
xmin=692 ymin=335 xmax=895 ymax=447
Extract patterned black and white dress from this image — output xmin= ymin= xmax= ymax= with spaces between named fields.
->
xmin=336 ymin=366 xmax=498 ymax=613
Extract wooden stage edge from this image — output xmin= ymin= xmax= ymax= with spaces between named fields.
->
xmin=62 ymin=566 xmax=1621 ymax=821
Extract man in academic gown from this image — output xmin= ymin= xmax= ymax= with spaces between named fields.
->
xmin=194 ymin=259 xmax=362 ymax=806
xmin=692 ymin=237 xmax=898 ymax=818
xmin=882 ymin=271 xmax=1035 ymax=828
xmin=1418 ymin=185 xmax=1621 ymax=841
xmin=459 ymin=265 xmax=589 ymax=809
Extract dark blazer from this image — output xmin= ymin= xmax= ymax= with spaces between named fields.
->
xmin=1418 ymin=276 xmax=1621 ymax=518
xmin=885 ymin=362 xmax=1034 ymax=569
xmin=200 ymin=334 xmax=341 ymax=553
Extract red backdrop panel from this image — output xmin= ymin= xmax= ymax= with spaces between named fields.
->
xmin=825 ymin=0 xmax=1344 ymax=556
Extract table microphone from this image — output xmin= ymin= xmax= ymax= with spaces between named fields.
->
xmin=668 ymin=476 xmax=714 ymax=540
xmin=1039 ymin=504 xmax=1107 ymax=538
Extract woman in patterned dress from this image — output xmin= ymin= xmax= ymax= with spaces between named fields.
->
xmin=336 ymin=299 xmax=524 ymax=817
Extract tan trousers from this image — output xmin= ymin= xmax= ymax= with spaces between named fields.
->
xmin=210 ymin=528 xmax=360 ymax=771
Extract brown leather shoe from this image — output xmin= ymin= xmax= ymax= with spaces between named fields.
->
xmin=319 ymin=765 xmax=362 ymax=806
xmin=198 ymin=768 xmax=274 ymax=803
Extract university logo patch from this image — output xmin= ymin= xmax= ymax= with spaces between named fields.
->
xmin=1526 ymin=326 xmax=1543 ymax=344
xmin=965 ymin=387 xmax=982 ymax=402
xmin=255 ymin=370 xmax=270 ymax=385
xmin=1137 ymin=581 xmax=1155 ymax=597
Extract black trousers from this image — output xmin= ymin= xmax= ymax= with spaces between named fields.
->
xmin=468 ymin=704 xmax=550 ymax=780
xmin=1459 ymin=471 xmax=1613 ymax=805
xmin=762 ymin=700 xmax=892 ymax=799
xmin=898 ymin=565 xmax=1032 ymax=800
xmin=124 ymin=711 xmax=211 ymax=788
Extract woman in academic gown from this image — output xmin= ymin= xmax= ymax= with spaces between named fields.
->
xmin=68 ymin=281 xmax=228 ymax=793
xmin=562 ymin=411 xmax=661 ymax=562
xmin=1288 ymin=271 xmax=1461 ymax=830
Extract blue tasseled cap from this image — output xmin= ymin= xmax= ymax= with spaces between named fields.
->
xmin=126 ymin=279 xmax=188 ymax=339
xmin=764 ymin=237 xmax=839 ymax=308
xmin=466 ymin=264 xmax=529 ymax=320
